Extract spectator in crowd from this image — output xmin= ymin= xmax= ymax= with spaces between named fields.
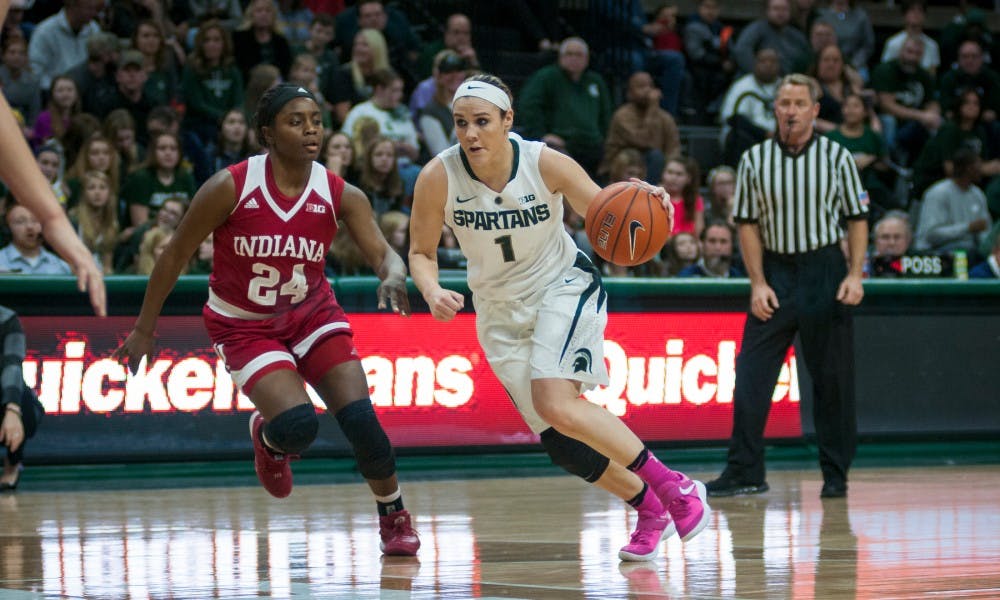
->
xmin=243 ymin=64 xmax=283 ymax=123
xmin=378 ymin=210 xmax=409 ymax=262
xmin=650 ymin=4 xmax=682 ymax=53
xmin=98 ymin=50 xmax=157 ymax=147
xmin=731 ymin=0 xmax=810 ymax=77
xmin=661 ymin=156 xmax=704 ymax=237
xmin=123 ymin=131 xmax=196 ymax=229
xmin=816 ymin=0 xmax=873 ymax=80
xmin=58 ymin=113 xmax=101 ymax=171
xmin=0 ymin=203 xmax=72 ymax=275
xmin=340 ymin=68 xmax=420 ymax=164
xmin=27 ymin=0 xmax=102 ymax=90
xmin=292 ymin=13 xmax=339 ymax=82
xmin=410 ymin=49 xmax=467 ymax=125
xmin=205 ymin=108 xmax=255 ymax=175
xmin=518 ymin=37 xmax=612 ymax=176
xmin=103 ymin=109 xmax=140 ymax=179
xmin=188 ymin=232 xmax=213 ymax=275
xmin=31 ymin=76 xmax=80 ymax=150
xmin=870 ymin=35 xmax=940 ymax=165
xmin=336 ymin=0 xmax=420 ymax=89
xmin=417 ymin=52 xmax=467 ymax=157
xmin=64 ymin=30 xmax=119 ymax=118
xmin=683 ymin=0 xmax=736 ymax=120
xmin=808 ymin=44 xmax=865 ymax=134
xmin=68 ymin=170 xmax=119 ymax=274
xmin=180 ymin=20 xmax=244 ymax=149
xmin=705 ymin=165 xmax=736 ymax=225
xmin=2 ymin=1 xmax=34 ymax=42
xmin=872 ymin=210 xmax=913 ymax=258
xmin=358 ymin=136 xmax=407 ymax=215
xmin=185 ymin=0 xmax=244 ymax=35
xmin=606 ymin=148 xmax=647 ymax=184
xmin=146 ymin=105 xmax=182 ymax=155
xmin=880 ymin=0 xmax=940 ymax=76
xmin=791 ymin=19 xmax=837 ymax=74
xmin=64 ymin=133 xmax=120 ymax=209
xmin=35 ymin=144 xmax=69 ymax=208
xmin=132 ymin=19 xmax=181 ymax=108
xmin=661 ymin=231 xmax=700 ymax=276
xmin=601 ymin=71 xmax=680 ymax=186
xmin=594 ymin=0 xmax=685 ymax=118
xmin=321 ymin=131 xmax=357 ymax=184
xmin=789 ymin=0 xmax=820 ymax=34
xmin=0 ymin=305 xmax=46 ymax=491
xmin=104 ymin=0 xmax=188 ymax=43
xmin=970 ymin=233 xmax=1000 ymax=279
xmin=911 ymin=88 xmax=1000 ymax=200
xmin=288 ymin=53 xmax=332 ymax=127
xmin=678 ymin=220 xmax=743 ymax=277
xmin=938 ymin=39 xmax=1000 ymax=124
xmin=276 ymin=0 xmax=314 ymax=47
xmin=416 ymin=13 xmax=479 ymax=81
xmin=915 ymin=147 xmax=991 ymax=261
xmin=719 ymin=48 xmax=780 ymax=164
xmin=116 ymin=195 xmax=187 ymax=274
xmin=825 ymin=92 xmax=894 ymax=212
xmin=940 ymin=5 xmax=995 ymax=70
xmin=135 ymin=226 xmax=177 ymax=276
xmin=436 ymin=223 xmax=467 ymax=270
xmin=323 ymin=28 xmax=391 ymax=127
xmin=866 ymin=210 xmax=914 ymax=277
xmin=0 ymin=33 xmax=40 ymax=136
xmin=233 ymin=0 xmax=293 ymax=80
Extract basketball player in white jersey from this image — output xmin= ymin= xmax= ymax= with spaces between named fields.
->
xmin=409 ymin=73 xmax=712 ymax=562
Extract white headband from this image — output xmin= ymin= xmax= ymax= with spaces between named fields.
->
xmin=451 ymin=81 xmax=511 ymax=112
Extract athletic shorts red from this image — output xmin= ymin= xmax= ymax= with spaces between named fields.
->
xmin=203 ymin=291 xmax=359 ymax=395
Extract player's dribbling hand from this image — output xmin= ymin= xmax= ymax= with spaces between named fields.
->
xmin=377 ymin=275 xmax=411 ymax=317
xmin=628 ymin=178 xmax=674 ymax=234
xmin=426 ymin=288 xmax=465 ymax=322
xmin=112 ymin=329 xmax=156 ymax=375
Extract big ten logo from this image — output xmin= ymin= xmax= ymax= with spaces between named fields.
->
xmin=585 ymin=339 xmax=799 ymax=416
xmin=23 ymin=339 xmax=476 ymax=414
xmin=900 ymin=255 xmax=943 ymax=275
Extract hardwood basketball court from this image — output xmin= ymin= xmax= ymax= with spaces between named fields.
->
xmin=1 ymin=460 xmax=998 ymax=598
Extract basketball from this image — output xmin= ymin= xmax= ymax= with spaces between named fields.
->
xmin=585 ymin=182 xmax=670 ymax=267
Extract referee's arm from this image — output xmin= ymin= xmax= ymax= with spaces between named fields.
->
xmin=837 ymin=150 xmax=870 ymax=306
xmin=732 ymin=151 xmax=779 ymax=320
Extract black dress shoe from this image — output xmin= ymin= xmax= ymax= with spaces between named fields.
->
xmin=705 ymin=476 xmax=770 ymax=497
xmin=820 ymin=480 xmax=847 ymax=498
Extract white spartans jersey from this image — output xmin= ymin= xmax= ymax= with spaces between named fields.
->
xmin=439 ymin=133 xmax=579 ymax=301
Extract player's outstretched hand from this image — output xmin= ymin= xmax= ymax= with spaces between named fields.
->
xmin=425 ymin=287 xmax=464 ymax=322
xmin=377 ymin=274 xmax=411 ymax=317
xmin=628 ymin=177 xmax=674 ymax=233
xmin=112 ymin=329 xmax=156 ymax=375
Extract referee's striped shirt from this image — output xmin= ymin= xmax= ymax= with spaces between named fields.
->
xmin=732 ymin=136 xmax=868 ymax=254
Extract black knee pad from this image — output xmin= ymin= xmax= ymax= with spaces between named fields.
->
xmin=539 ymin=428 xmax=610 ymax=483
xmin=264 ymin=403 xmax=319 ymax=454
xmin=334 ymin=399 xmax=396 ymax=480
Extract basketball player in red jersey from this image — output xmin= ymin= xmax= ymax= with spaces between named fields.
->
xmin=114 ymin=84 xmax=419 ymax=556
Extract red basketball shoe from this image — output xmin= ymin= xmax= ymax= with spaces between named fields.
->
xmin=379 ymin=509 xmax=421 ymax=556
xmin=249 ymin=410 xmax=295 ymax=498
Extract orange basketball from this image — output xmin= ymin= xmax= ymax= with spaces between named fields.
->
xmin=585 ymin=181 xmax=670 ymax=267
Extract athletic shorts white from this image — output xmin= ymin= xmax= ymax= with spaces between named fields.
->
xmin=473 ymin=260 xmax=609 ymax=434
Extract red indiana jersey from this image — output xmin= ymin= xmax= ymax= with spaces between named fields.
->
xmin=208 ymin=154 xmax=344 ymax=318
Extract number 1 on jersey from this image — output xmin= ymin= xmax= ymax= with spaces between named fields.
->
xmin=494 ymin=235 xmax=515 ymax=262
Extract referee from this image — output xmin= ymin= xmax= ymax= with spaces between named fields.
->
xmin=706 ymin=73 xmax=869 ymax=499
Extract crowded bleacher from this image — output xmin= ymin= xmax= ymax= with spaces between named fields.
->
xmin=1 ymin=0 xmax=998 ymax=281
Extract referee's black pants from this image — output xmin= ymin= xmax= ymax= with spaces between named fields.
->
xmin=725 ymin=244 xmax=857 ymax=485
